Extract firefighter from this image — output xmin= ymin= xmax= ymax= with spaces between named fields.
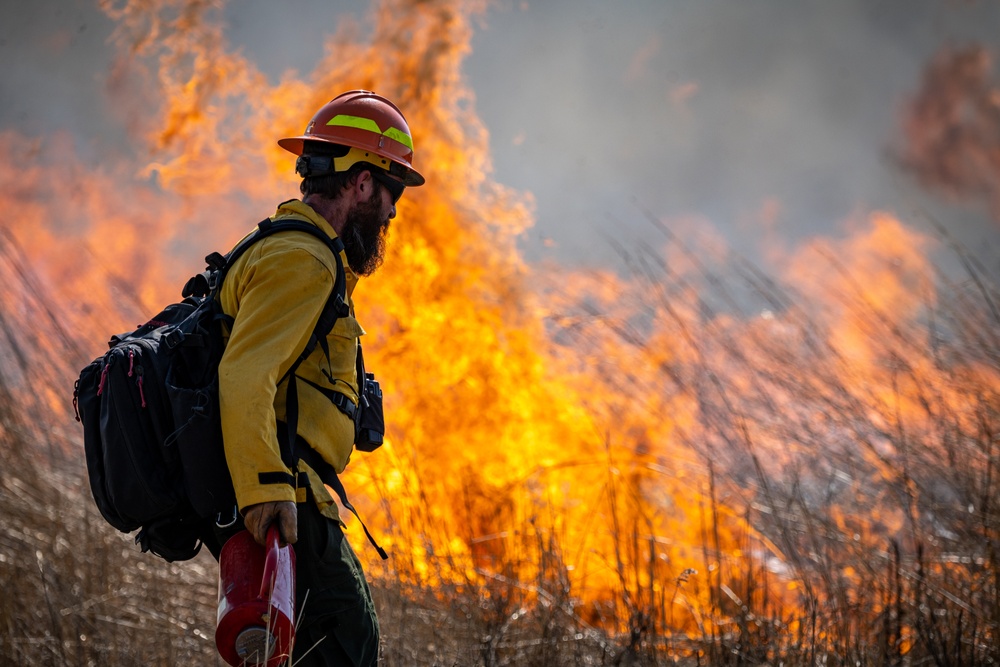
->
xmin=216 ymin=90 xmax=424 ymax=666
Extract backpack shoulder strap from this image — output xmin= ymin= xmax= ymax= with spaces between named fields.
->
xmin=201 ymin=218 xmax=349 ymax=351
xmin=242 ymin=218 xmax=350 ymax=373
xmin=208 ymin=217 xmax=383 ymax=553
xmin=217 ymin=218 xmax=348 ymax=315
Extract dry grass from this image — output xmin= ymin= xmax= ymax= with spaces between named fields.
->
xmin=0 ymin=406 xmax=221 ymax=665
xmin=1 ymin=226 xmax=998 ymax=666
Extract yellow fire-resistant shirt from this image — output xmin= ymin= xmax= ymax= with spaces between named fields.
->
xmin=218 ymin=199 xmax=364 ymax=523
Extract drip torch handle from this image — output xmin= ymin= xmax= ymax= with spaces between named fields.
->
xmin=260 ymin=524 xmax=281 ymax=601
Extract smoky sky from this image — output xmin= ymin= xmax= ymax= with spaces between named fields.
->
xmin=464 ymin=0 xmax=1000 ymax=270
xmin=2 ymin=0 xmax=999 ymax=273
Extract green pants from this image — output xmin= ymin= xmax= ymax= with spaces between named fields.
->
xmin=292 ymin=500 xmax=380 ymax=666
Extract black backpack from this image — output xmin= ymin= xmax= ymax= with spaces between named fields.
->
xmin=73 ymin=218 xmax=350 ymax=561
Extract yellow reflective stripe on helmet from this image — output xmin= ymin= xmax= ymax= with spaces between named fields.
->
xmin=326 ymin=114 xmax=414 ymax=150
xmin=382 ymin=127 xmax=413 ymax=149
xmin=327 ymin=114 xmax=382 ymax=134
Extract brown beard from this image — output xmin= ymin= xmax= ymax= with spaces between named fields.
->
xmin=341 ymin=195 xmax=389 ymax=276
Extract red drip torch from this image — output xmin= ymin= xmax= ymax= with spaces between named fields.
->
xmin=216 ymin=525 xmax=296 ymax=666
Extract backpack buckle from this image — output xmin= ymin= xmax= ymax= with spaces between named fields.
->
xmin=163 ymin=328 xmax=185 ymax=349
xmin=181 ymin=272 xmax=211 ymax=298
xmin=205 ymin=252 xmax=227 ymax=271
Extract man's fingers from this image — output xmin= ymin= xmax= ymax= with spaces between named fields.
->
xmin=254 ymin=508 xmax=272 ymax=545
xmin=277 ymin=503 xmax=298 ymax=545
xmin=244 ymin=502 xmax=276 ymax=546
xmin=243 ymin=501 xmax=297 ymax=547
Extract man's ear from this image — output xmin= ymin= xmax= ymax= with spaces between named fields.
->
xmin=352 ymin=170 xmax=375 ymax=203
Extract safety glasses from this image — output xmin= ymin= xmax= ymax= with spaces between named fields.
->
xmin=370 ymin=169 xmax=406 ymax=204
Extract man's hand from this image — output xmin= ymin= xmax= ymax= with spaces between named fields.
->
xmin=243 ymin=501 xmax=298 ymax=547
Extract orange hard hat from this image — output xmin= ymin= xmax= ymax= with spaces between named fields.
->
xmin=278 ymin=90 xmax=425 ymax=187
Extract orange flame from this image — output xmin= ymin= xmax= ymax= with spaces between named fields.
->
xmin=2 ymin=0 xmax=997 ymax=646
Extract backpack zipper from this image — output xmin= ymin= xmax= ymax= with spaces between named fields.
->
xmin=97 ymin=363 xmax=109 ymax=396
xmin=135 ymin=364 xmax=147 ymax=408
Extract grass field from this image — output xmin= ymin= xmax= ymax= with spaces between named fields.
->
xmin=1 ymin=224 xmax=997 ymax=666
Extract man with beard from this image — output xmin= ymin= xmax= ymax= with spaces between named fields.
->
xmin=215 ymin=90 xmax=424 ymax=666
